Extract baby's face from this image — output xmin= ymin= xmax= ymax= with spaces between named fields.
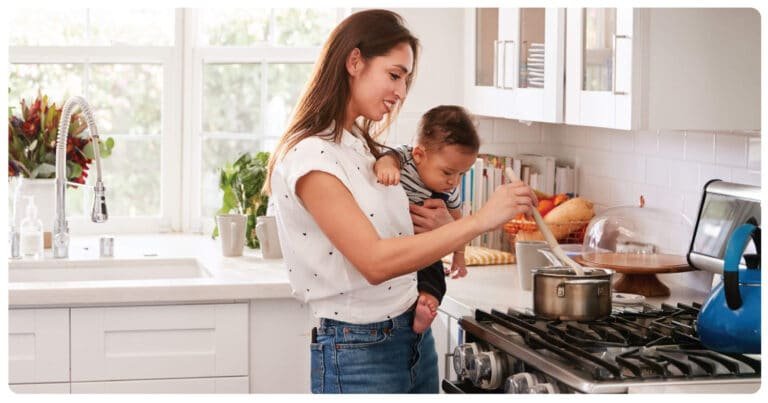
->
xmin=413 ymin=144 xmax=477 ymax=194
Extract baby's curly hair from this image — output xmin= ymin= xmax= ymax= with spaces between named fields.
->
xmin=417 ymin=105 xmax=480 ymax=153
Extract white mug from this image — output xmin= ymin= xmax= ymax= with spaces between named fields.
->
xmin=255 ymin=215 xmax=282 ymax=259
xmin=514 ymin=240 xmax=551 ymax=291
xmin=216 ymin=214 xmax=247 ymax=257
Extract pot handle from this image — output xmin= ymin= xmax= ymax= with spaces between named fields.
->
xmin=723 ymin=223 xmax=760 ymax=310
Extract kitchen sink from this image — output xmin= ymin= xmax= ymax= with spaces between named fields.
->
xmin=8 ymin=257 xmax=211 ymax=282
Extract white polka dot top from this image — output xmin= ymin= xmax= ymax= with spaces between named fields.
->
xmin=271 ymin=126 xmax=418 ymax=324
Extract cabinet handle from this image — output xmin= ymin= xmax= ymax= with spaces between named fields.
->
xmin=493 ymin=40 xmax=499 ymax=88
xmin=612 ymin=34 xmax=630 ymax=95
xmin=501 ymin=40 xmax=515 ymax=89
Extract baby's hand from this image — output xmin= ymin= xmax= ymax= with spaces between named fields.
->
xmin=374 ymin=159 xmax=401 ymax=186
xmin=448 ymin=252 xmax=468 ymax=279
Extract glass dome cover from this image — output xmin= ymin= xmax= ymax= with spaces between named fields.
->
xmin=579 ymin=196 xmax=694 ymax=270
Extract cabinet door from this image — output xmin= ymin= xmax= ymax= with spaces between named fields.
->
xmin=465 ymin=8 xmax=564 ymax=122
xmin=9 ymin=308 xmax=69 ymax=384
xmin=565 ymin=8 xmax=634 ymax=129
xmin=71 ymin=303 xmax=248 ymax=382
xmin=70 ymin=376 xmax=249 ymax=393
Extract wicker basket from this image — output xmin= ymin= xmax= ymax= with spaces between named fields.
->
xmin=503 ymin=219 xmax=590 ymax=252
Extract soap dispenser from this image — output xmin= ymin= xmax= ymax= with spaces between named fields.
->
xmin=19 ymin=196 xmax=44 ymax=259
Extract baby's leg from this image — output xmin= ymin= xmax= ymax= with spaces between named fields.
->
xmin=413 ymin=291 xmax=439 ymax=334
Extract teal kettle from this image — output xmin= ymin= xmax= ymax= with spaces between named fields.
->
xmin=696 ymin=223 xmax=761 ymax=354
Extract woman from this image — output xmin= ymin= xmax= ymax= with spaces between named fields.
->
xmin=264 ymin=9 xmax=536 ymax=393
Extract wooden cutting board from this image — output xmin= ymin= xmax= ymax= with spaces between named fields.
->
xmin=574 ymin=253 xmax=693 ymax=274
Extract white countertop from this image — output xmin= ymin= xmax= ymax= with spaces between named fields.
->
xmin=8 ymin=234 xmax=292 ymax=307
xmin=8 ymin=234 xmax=714 ymax=312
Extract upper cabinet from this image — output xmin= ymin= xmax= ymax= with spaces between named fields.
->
xmin=565 ymin=8 xmax=760 ymax=131
xmin=464 ymin=8 xmax=566 ymax=123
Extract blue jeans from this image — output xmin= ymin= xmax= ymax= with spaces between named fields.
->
xmin=310 ymin=309 xmax=439 ymax=393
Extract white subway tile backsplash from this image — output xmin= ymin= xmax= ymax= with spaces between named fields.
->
xmin=562 ymin=125 xmax=588 ymax=147
xmin=635 ymin=130 xmax=659 ymax=155
xmin=585 ymin=128 xmax=612 ymax=151
xmin=747 ymin=136 xmax=761 ymax=171
xmin=610 ymin=131 xmax=635 ymax=152
xmin=479 ymin=117 xmax=758 ymax=229
xmin=714 ymin=133 xmax=747 ymax=167
xmin=658 ymin=130 xmax=685 ymax=159
xmin=476 ymin=117 xmax=495 ymax=144
xmin=731 ymin=168 xmax=761 ymax=187
xmin=608 ymin=180 xmax=637 ymax=206
xmin=669 ymin=161 xmax=700 ymax=192
xmin=684 ymin=131 xmax=716 ymax=163
xmin=645 ymin=157 xmax=671 ymax=187
xmin=698 ymin=164 xmax=732 ymax=189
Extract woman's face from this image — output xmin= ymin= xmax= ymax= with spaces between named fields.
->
xmin=347 ymin=42 xmax=414 ymax=124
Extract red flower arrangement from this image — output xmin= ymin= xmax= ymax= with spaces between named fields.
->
xmin=8 ymin=90 xmax=114 ymax=184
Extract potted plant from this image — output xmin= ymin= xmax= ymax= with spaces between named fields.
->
xmin=8 ymin=89 xmax=115 ymax=243
xmin=212 ymin=151 xmax=270 ymax=248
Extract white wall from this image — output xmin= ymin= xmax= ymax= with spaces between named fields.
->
xmin=383 ymin=8 xmax=465 ymax=146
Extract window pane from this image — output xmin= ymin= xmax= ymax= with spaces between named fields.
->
xmin=266 ymin=63 xmax=312 ymax=137
xmin=201 ymin=138 xmax=262 ymax=218
xmin=89 ymin=64 xmax=163 ymax=135
xmin=9 ymin=64 xmax=84 ymax=108
xmin=199 ymin=9 xmax=270 ymax=46
xmin=9 ymin=9 xmax=87 ymax=46
xmin=203 ymin=64 xmax=261 ymax=133
xmin=272 ymin=9 xmax=337 ymax=47
xmin=88 ymin=9 xmax=174 ymax=46
xmin=84 ymin=136 xmax=162 ymax=217
xmin=9 ymin=9 xmax=173 ymax=46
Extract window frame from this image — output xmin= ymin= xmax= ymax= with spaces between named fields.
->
xmin=8 ymin=10 xmax=184 ymax=234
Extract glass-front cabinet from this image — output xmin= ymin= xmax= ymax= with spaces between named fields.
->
xmin=565 ymin=8 xmax=759 ymax=131
xmin=464 ymin=8 xmax=565 ymax=122
xmin=565 ymin=8 xmax=633 ymax=129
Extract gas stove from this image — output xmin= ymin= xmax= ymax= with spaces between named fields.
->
xmin=444 ymin=303 xmax=761 ymax=393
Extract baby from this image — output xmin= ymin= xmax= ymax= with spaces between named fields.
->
xmin=375 ymin=105 xmax=479 ymax=333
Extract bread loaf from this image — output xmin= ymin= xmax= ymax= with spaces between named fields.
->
xmin=515 ymin=197 xmax=595 ymax=241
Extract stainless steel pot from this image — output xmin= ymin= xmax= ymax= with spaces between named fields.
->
xmin=532 ymin=267 xmax=613 ymax=321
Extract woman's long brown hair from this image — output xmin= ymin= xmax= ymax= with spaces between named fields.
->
xmin=263 ymin=9 xmax=420 ymax=195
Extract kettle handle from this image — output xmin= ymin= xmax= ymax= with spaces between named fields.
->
xmin=723 ymin=223 xmax=760 ymax=310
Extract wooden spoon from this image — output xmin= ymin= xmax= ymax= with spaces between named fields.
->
xmin=504 ymin=167 xmax=585 ymax=276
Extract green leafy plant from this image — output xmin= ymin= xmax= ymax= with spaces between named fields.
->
xmin=212 ymin=151 xmax=270 ymax=248
xmin=8 ymin=89 xmax=115 ymax=183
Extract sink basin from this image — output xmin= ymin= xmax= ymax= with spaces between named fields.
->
xmin=8 ymin=257 xmax=211 ymax=282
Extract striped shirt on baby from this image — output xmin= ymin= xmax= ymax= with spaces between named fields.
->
xmin=390 ymin=145 xmax=462 ymax=210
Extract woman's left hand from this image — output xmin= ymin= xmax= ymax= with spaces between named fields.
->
xmin=409 ymin=199 xmax=454 ymax=234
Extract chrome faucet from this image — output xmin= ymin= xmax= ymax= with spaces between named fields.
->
xmin=53 ymin=96 xmax=108 ymax=259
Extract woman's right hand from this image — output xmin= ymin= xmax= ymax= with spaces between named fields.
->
xmin=473 ymin=181 xmax=537 ymax=232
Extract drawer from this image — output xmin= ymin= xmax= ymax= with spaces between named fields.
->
xmin=71 ymin=303 xmax=248 ymax=382
xmin=71 ymin=376 xmax=249 ymax=393
xmin=9 ymin=308 xmax=70 ymax=383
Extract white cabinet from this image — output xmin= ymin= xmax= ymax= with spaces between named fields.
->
xmin=464 ymin=8 xmax=565 ymax=122
xmin=249 ymin=298 xmax=312 ymax=393
xmin=70 ymin=303 xmax=248 ymax=382
xmin=433 ymin=310 xmax=464 ymax=383
xmin=565 ymin=8 xmax=760 ymax=131
xmin=8 ymin=308 xmax=69 ymax=384
xmin=70 ymin=376 xmax=249 ymax=393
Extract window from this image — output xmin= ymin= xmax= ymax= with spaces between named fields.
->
xmin=8 ymin=8 xmax=345 ymax=234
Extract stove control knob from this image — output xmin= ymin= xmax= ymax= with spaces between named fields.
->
xmin=470 ymin=351 xmax=505 ymax=389
xmin=504 ymin=372 xmax=537 ymax=394
xmin=452 ymin=343 xmax=479 ymax=380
